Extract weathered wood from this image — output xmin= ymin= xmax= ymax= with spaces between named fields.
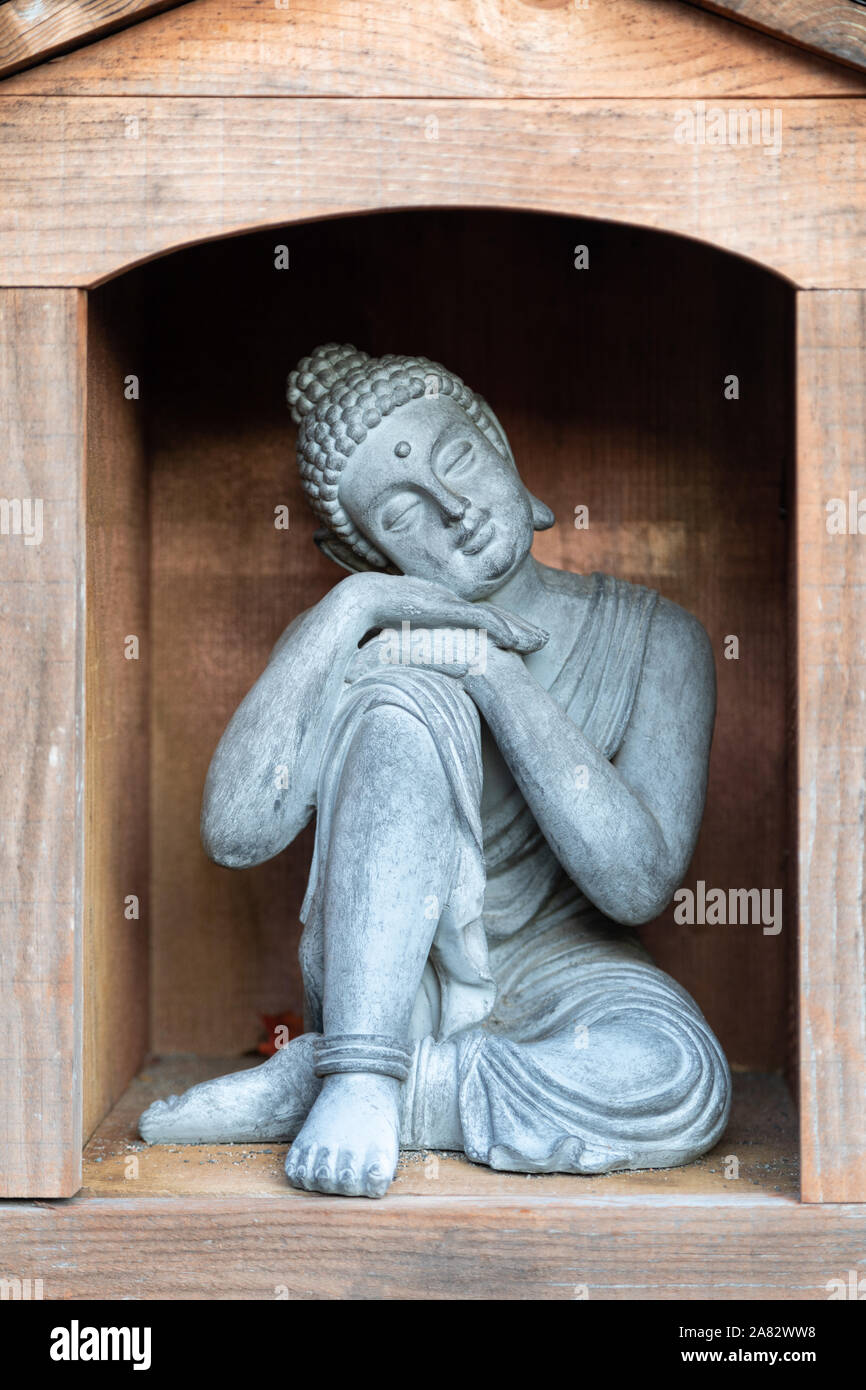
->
xmin=82 ymin=1058 xmax=799 ymax=1199
xmin=0 ymin=97 xmax=864 ymax=291
xmin=0 ymin=0 xmax=191 ymax=82
xmin=2 ymin=1188 xmax=865 ymax=1299
xmin=0 ymin=0 xmax=861 ymax=1222
xmin=83 ymin=274 xmax=150 ymax=1141
xmin=0 ymin=289 xmax=85 ymax=1197
xmin=797 ymin=290 xmax=866 ymax=1204
xmin=684 ymin=0 xmax=866 ymax=76
xmin=140 ymin=212 xmax=794 ymax=1066
xmin=3 ymin=0 xmax=864 ymax=98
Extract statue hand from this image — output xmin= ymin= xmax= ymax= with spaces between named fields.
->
xmin=350 ymin=624 xmax=496 ymax=683
xmin=334 ymin=571 xmax=548 ymax=655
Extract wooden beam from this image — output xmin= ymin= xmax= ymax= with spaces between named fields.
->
xmin=2 ymin=1191 xmax=866 ymax=1297
xmin=682 ymin=1 xmax=866 ymax=75
xmin=0 ymin=0 xmax=191 ymax=82
xmin=3 ymin=0 xmax=864 ymax=99
xmin=797 ymin=290 xmax=866 ymax=1203
xmin=82 ymin=272 xmax=150 ymax=1141
xmin=0 ymin=289 xmax=86 ymax=1197
xmin=0 ymin=97 xmax=865 ymax=289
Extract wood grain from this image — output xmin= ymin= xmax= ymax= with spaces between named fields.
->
xmin=83 ymin=273 xmax=150 ymax=1140
xmin=3 ymin=1187 xmax=865 ymax=1299
xmin=0 ymin=97 xmax=865 ymax=290
xmin=0 ymin=289 xmax=85 ymax=1197
xmin=797 ymin=289 xmax=866 ymax=1203
xmin=684 ymin=0 xmax=866 ymax=75
xmin=3 ymin=0 xmax=864 ymax=98
xmin=140 ymin=212 xmax=793 ymax=1068
xmin=0 ymin=0 xmax=190 ymax=82
xmin=81 ymin=1057 xmax=799 ymax=1199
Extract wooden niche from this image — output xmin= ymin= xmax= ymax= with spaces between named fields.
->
xmin=82 ymin=208 xmax=799 ymax=1199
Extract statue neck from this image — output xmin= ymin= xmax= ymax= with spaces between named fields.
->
xmin=483 ymin=554 xmax=549 ymax=624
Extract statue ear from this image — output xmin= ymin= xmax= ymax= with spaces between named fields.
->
xmin=530 ymin=495 xmax=556 ymax=531
xmin=480 ymin=400 xmax=554 ymax=531
xmin=314 ymin=528 xmax=400 ymax=576
xmin=480 ymin=400 xmax=516 ymax=468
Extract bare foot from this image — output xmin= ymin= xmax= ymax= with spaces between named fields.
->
xmin=138 ymin=1035 xmax=320 ymax=1144
xmin=284 ymin=1072 xmax=400 ymax=1198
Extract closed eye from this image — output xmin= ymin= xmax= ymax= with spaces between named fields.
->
xmin=439 ymin=440 xmax=474 ymax=476
xmin=381 ymin=492 xmax=422 ymax=531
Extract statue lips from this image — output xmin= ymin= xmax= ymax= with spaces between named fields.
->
xmin=460 ymin=513 xmax=495 ymax=556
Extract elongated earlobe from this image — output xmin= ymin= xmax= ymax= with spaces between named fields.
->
xmin=530 ymin=496 xmax=556 ymax=531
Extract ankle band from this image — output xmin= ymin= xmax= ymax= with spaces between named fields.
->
xmin=314 ymin=1033 xmax=413 ymax=1083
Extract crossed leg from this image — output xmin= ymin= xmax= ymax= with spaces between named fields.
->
xmin=139 ymin=697 xmax=462 ymax=1174
xmin=140 ymin=693 xmax=730 ymax=1190
xmin=283 ymin=702 xmax=461 ymax=1197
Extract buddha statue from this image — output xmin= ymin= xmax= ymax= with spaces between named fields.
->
xmin=140 ymin=343 xmax=731 ymax=1198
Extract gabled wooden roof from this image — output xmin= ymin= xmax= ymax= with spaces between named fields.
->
xmin=0 ymin=0 xmax=192 ymax=81
xmin=685 ymin=0 xmax=866 ymax=73
xmin=1 ymin=0 xmax=865 ymax=86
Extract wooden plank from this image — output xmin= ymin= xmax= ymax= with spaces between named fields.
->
xmin=3 ymin=0 xmax=865 ymax=98
xmin=683 ymin=1 xmax=866 ymax=76
xmin=0 ymin=0 xmax=191 ymax=82
xmin=797 ymin=290 xmax=866 ymax=1203
xmin=0 ymin=97 xmax=864 ymax=291
xmin=0 ymin=289 xmax=85 ymax=1197
xmin=83 ymin=274 xmax=150 ymax=1140
xmin=81 ymin=1058 xmax=799 ymax=1199
xmin=2 ymin=1188 xmax=865 ymax=1298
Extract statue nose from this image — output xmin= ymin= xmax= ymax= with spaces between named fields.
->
xmin=441 ymin=493 xmax=470 ymax=526
xmin=429 ymin=476 xmax=471 ymax=526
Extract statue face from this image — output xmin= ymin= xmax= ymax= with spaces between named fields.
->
xmin=338 ymin=396 xmax=535 ymax=600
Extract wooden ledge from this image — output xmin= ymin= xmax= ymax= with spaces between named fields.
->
xmin=2 ymin=1062 xmax=863 ymax=1297
xmin=79 ymin=1057 xmax=799 ymax=1201
xmin=4 ymin=1188 xmax=866 ymax=1299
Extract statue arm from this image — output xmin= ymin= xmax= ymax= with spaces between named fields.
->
xmin=464 ymin=598 xmax=716 ymax=926
xmin=200 ymin=584 xmax=371 ymax=869
xmin=199 ymin=570 xmax=541 ymax=870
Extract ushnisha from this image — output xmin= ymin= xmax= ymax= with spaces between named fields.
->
xmin=140 ymin=344 xmax=730 ymax=1198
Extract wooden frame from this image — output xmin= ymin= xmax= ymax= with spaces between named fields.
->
xmin=0 ymin=97 xmax=864 ymax=290
xmin=0 ymin=289 xmax=86 ymax=1199
xmin=3 ymin=1192 xmax=865 ymax=1299
xmin=685 ymin=0 xmax=866 ymax=75
xmin=0 ymin=0 xmax=191 ymax=81
xmin=3 ymin=0 xmax=866 ymax=95
xmin=1 ymin=0 xmax=865 ymax=1296
xmin=797 ymin=291 xmax=866 ymax=1203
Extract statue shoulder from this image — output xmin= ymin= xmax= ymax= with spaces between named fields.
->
xmin=534 ymin=563 xmax=597 ymax=603
xmin=537 ymin=563 xmax=713 ymax=693
xmin=539 ymin=565 xmax=709 ymax=656
xmin=536 ymin=564 xmax=656 ymax=631
xmin=641 ymin=593 xmax=716 ymax=717
xmin=646 ymin=593 xmax=714 ymax=668
xmin=537 ymin=563 xmax=656 ymax=608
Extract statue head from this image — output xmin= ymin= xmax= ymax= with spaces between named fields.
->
xmin=288 ymin=343 xmax=554 ymax=600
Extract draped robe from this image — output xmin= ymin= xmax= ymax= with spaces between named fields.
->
xmin=299 ymin=569 xmax=731 ymax=1173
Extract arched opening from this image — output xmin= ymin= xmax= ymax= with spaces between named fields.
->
xmin=84 ymin=208 xmax=797 ymax=1190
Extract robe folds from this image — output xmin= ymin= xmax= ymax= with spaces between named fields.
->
xmin=299 ymin=570 xmax=731 ymax=1173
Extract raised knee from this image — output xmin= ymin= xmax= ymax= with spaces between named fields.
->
xmin=351 ymin=703 xmax=441 ymax=767
xmin=338 ymin=706 xmax=457 ymax=831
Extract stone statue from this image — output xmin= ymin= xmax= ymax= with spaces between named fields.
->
xmin=140 ymin=344 xmax=731 ymax=1198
